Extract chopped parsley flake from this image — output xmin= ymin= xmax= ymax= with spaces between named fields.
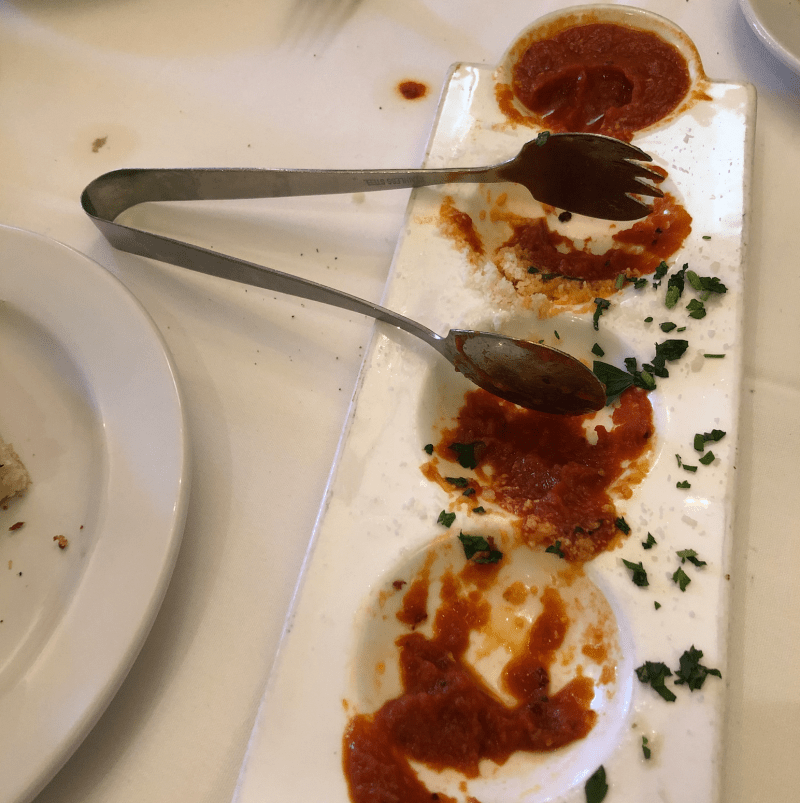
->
xmin=458 ymin=532 xmax=502 ymax=564
xmin=644 ymin=316 xmax=653 ymax=323
xmin=592 ymin=298 xmax=611 ymax=330
xmin=462 ymin=487 xmax=476 ymax=497
xmin=699 ymin=451 xmax=716 ymax=465
xmin=660 ymin=321 xmax=677 ymax=332
xmin=592 ymin=361 xmax=634 ymax=400
xmin=664 ymin=264 xmax=688 ymax=309
xmin=534 ymin=131 xmax=551 ymax=147
xmin=585 ymin=765 xmax=608 ymax=803
xmin=676 ymin=480 xmax=691 ymax=489
xmin=423 ymin=443 xmax=434 ymax=455
xmin=615 ymin=517 xmax=631 ymax=535
xmin=636 ymin=661 xmax=676 ymax=702
xmin=653 ymin=261 xmax=670 ymax=287
xmin=591 ymin=343 xmax=605 ymax=357
xmin=445 ymin=476 xmax=469 ymax=488
xmin=642 ymin=532 xmax=657 ymax=549
xmin=449 ymin=441 xmax=483 ymax=470
xmin=686 ymin=298 xmax=707 ymax=319
xmin=694 ymin=429 xmax=726 ymax=451
xmin=673 ymin=566 xmax=691 ymax=591
xmin=472 ymin=506 xmax=486 ymax=514
xmin=704 ymin=353 xmax=725 ymax=359
xmin=677 ymin=548 xmax=707 ymax=567
xmin=545 ymin=540 xmax=565 ymax=559
xmin=654 ymin=601 xmax=662 ymax=610
xmin=615 ymin=273 xmax=626 ymax=290
xmin=437 ymin=510 xmax=456 ymax=528
xmin=642 ymin=736 xmax=652 ymax=759
xmin=674 ymin=646 xmax=722 ymax=690
xmin=623 ymin=559 xmax=649 ymax=587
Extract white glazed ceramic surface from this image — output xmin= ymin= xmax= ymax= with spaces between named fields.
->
xmin=740 ymin=0 xmax=800 ymax=74
xmin=236 ymin=8 xmax=755 ymax=803
xmin=0 ymin=226 xmax=189 ymax=803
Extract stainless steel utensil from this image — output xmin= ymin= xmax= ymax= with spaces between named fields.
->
xmin=81 ymin=132 xmax=662 ymax=222
xmin=82 ymin=133 xmax=667 ymax=413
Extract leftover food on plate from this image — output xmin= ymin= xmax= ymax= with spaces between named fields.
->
xmin=422 ymin=386 xmax=654 ymax=563
xmin=500 ymin=22 xmax=692 ymax=139
xmin=345 ymin=537 xmax=623 ymax=803
xmin=0 ymin=434 xmax=31 ymax=508
xmin=437 ymin=186 xmax=692 ymax=311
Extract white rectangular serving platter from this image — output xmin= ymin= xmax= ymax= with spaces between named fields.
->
xmin=236 ymin=42 xmax=755 ymax=803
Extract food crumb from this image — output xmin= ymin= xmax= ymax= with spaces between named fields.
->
xmin=53 ymin=535 xmax=69 ymax=549
xmin=396 ymin=80 xmax=428 ymax=100
xmin=92 ymin=136 xmax=108 ymax=153
xmin=9 ymin=521 xmax=24 ymax=531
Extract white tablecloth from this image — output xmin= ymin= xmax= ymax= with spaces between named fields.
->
xmin=1 ymin=0 xmax=797 ymax=801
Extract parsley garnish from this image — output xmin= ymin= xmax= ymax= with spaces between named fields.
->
xmin=423 ymin=443 xmax=434 ymax=455
xmin=592 ymin=298 xmax=611 ymax=330
xmin=699 ymin=451 xmax=716 ymax=465
xmin=592 ymin=361 xmax=634 ymax=400
xmin=664 ymin=263 xmax=688 ymax=308
xmin=676 ymin=480 xmax=691 ymax=489
xmin=654 ymin=601 xmax=661 ymax=610
xmin=677 ymin=548 xmax=707 ymax=567
xmin=672 ymin=566 xmax=691 ymax=591
xmin=591 ymin=343 xmax=605 ymax=357
xmin=660 ymin=321 xmax=677 ymax=332
xmin=585 ymin=765 xmax=608 ymax=803
xmin=534 ymin=131 xmax=551 ymax=147
xmin=686 ymin=270 xmax=727 ymax=296
xmin=674 ymin=646 xmax=722 ymax=690
xmin=437 ymin=510 xmax=456 ymax=528
xmin=545 ymin=540 xmax=565 ymax=558
xmin=458 ymin=532 xmax=502 ymax=564
xmin=642 ymin=736 xmax=652 ymax=759
xmin=445 ymin=476 xmax=469 ymax=488
xmin=636 ymin=661 xmax=677 ymax=702
xmin=462 ymin=487 xmax=476 ymax=497
xmin=694 ymin=429 xmax=726 ymax=451
xmin=623 ymin=559 xmax=649 ymax=587
xmin=652 ymin=260 xmax=670 ymax=287
xmin=615 ymin=517 xmax=630 ymax=535
xmin=686 ymin=298 xmax=707 ymax=319
xmin=449 ymin=441 xmax=483 ymax=470
xmin=704 ymin=353 xmax=725 ymax=359
xmin=642 ymin=532 xmax=657 ymax=549
xmin=472 ymin=506 xmax=486 ymax=514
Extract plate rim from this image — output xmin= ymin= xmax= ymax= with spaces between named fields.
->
xmin=0 ymin=223 xmax=190 ymax=803
xmin=739 ymin=0 xmax=800 ymax=74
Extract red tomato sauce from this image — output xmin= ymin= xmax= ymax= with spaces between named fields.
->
xmin=510 ymin=23 xmax=691 ymax=139
xmin=425 ymin=387 xmax=654 ymax=562
xmin=343 ymin=572 xmax=596 ymax=803
xmin=505 ymin=192 xmax=692 ymax=282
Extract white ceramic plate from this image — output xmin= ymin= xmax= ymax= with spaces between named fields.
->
xmin=740 ymin=0 xmax=800 ymax=74
xmin=236 ymin=7 xmax=754 ymax=803
xmin=0 ymin=225 xmax=189 ymax=803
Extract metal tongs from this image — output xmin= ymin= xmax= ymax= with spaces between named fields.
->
xmin=81 ymin=133 xmax=663 ymax=414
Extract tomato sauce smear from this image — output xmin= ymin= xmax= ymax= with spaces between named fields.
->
xmin=424 ymin=386 xmax=654 ymax=563
xmin=343 ymin=571 xmax=596 ymax=803
xmin=508 ymin=23 xmax=692 ymax=140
